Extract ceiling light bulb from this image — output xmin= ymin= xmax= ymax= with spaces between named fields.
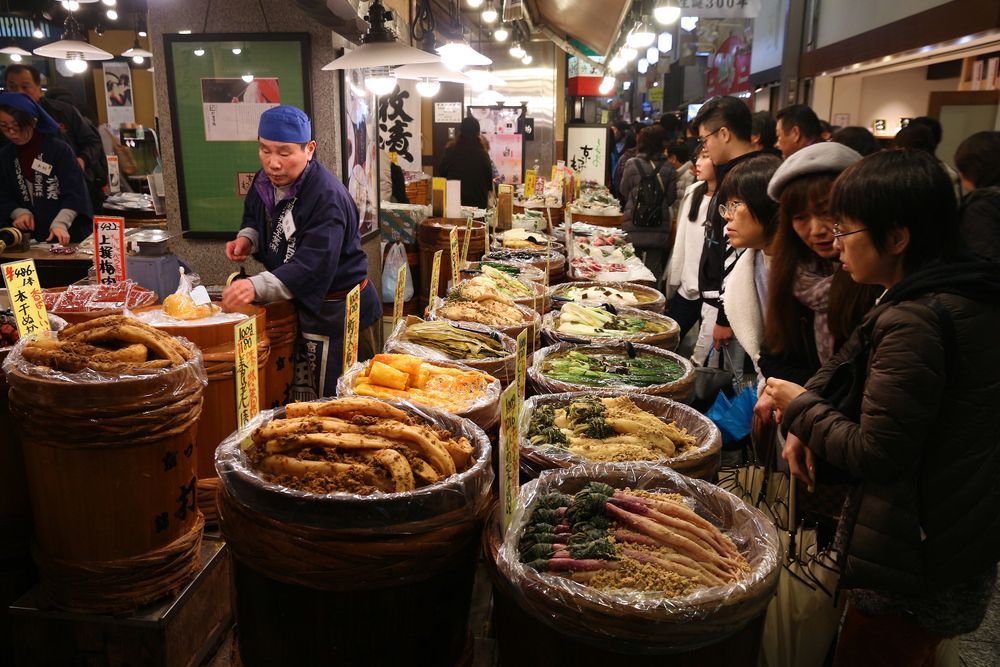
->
xmin=132 ymin=55 xmax=144 ymax=64
xmin=598 ymin=75 xmax=615 ymax=95
xmin=608 ymin=56 xmax=625 ymax=73
xmin=106 ymin=9 xmax=118 ymax=20
xmin=138 ymin=30 xmax=147 ymax=37
xmin=658 ymin=32 xmax=673 ymax=53
xmin=481 ymin=1 xmax=498 ymax=24
xmin=33 ymin=27 xmax=44 ymax=39
xmin=637 ymin=58 xmax=649 ymax=74
xmin=63 ymin=0 xmax=80 ymax=11
xmin=621 ymin=47 xmax=638 ymax=62
xmin=627 ymin=19 xmax=656 ymax=48
xmin=364 ymin=66 xmax=396 ymax=96
xmin=681 ymin=16 xmax=698 ymax=32
xmin=9 ymin=54 xmax=21 ymax=62
xmin=415 ymin=77 xmax=440 ymax=97
xmin=467 ymin=0 xmax=484 ymax=7
xmin=179 ymin=29 xmax=192 ymax=35
xmin=646 ymin=46 xmax=659 ymax=64
xmin=654 ymin=2 xmax=681 ymax=25
xmin=193 ymin=48 xmax=205 ymax=56
xmin=232 ymin=48 xmax=242 ymax=54
xmin=241 ymin=73 xmax=254 ymax=83
xmin=101 ymin=0 xmax=116 ymax=5
xmin=494 ymin=26 xmax=508 ymax=41
xmin=64 ymin=57 xmax=88 ymax=73
xmin=521 ymin=54 xmax=532 ymax=65
xmin=509 ymin=43 xmax=524 ymax=59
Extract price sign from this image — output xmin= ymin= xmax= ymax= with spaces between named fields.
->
xmin=461 ymin=217 xmax=473 ymax=264
xmin=393 ymin=263 xmax=406 ymax=328
xmin=499 ymin=381 xmax=521 ymax=530
xmin=1 ymin=259 xmax=49 ymax=337
xmin=93 ymin=216 xmax=127 ymax=284
xmin=234 ymin=317 xmax=260 ymax=429
xmin=428 ymin=249 xmax=443 ymax=312
xmin=524 ymin=169 xmax=537 ymax=198
xmin=516 ymin=328 xmax=528 ymax=404
xmin=342 ymin=284 xmax=361 ymax=374
xmin=550 ymin=164 xmax=557 ymax=182
xmin=545 ymin=240 xmax=552 ymax=286
xmin=106 ymin=155 xmax=121 ymax=194
xmin=449 ymin=226 xmax=460 ymax=288
xmin=432 ymin=176 xmax=446 ymax=217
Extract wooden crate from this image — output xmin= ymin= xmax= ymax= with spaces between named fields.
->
xmin=9 ymin=537 xmax=233 ymax=667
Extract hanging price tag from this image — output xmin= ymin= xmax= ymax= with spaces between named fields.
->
xmin=427 ymin=249 xmax=443 ymax=314
xmin=499 ymin=382 xmax=521 ymax=530
xmin=234 ymin=317 xmax=260 ymax=429
xmin=393 ymin=263 xmax=406 ymax=328
xmin=2 ymin=259 xmax=49 ymax=337
xmin=342 ymin=284 xmax=361 ymax=374
xmin=524 ymin=169 xmax=537 ymax=198
xmin=461 ymin=217 xmax=473 ymax=264
xmin=516 ymin=328 xmax=528 ymax=404
xmin=93 ymin=216 xmax=127 ymax=284
xmin=449 ymin=226 xmax=460 ymax=289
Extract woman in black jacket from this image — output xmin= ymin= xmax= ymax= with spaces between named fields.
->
xmin=437 ymin=116 xmax=494 ymax=208
xmin=765 ymin=150 xmax=1000 ymax=666
xmin=954 ymin=130 xmax=1000 ymax=262
xmin=619 ymin=125 xmax=678 ymax=281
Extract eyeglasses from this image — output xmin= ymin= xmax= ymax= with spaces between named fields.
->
xmin=696 ymin=126 xmax=723 ymax=151
xmin=0 ymin=122 xmax=21 ymax=133
xmin=718 ymin=200 xmax=746 ymax=219
xmin=832 ymin=223 xmax=869 ymax=239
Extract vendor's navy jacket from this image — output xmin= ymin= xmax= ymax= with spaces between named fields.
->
xmin=0 ymin=132 xmax=92 ymax=243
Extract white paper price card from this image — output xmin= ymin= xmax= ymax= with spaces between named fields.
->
xmin=94 ymin=216 xmax=127 ymax=284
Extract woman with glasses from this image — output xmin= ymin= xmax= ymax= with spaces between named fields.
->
xmin=0 ymin=92 xmax=91 ymax=245
xmin=765 ymin=150 xmax=1000 ymax=666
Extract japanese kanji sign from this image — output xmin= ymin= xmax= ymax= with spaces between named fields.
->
xmin=93 ymin=216 xmax=127 ymax=285
xmin=234 ymin=317 xmax=259 ymax=429
xmin=500 ymin=381 xmax=520 ymax=530
xmin=2 ymin=260 xmax=49 ymax=337
xmin=376 ymin=79 xmax=422 ymax=170
xmin=343 ymin=284 xmax=361 ymax=374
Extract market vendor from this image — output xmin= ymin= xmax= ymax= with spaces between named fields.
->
xmin=221 ymin=104 xmax=381 ymax=400
xmin=0 ymin=92 xmax=92 ymax=245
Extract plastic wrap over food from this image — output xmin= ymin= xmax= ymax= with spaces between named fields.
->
xmin=528 ymin=342 xmax=694 ymax=403
xmin=550 ymin=281 xmax=666 ymax=314
xmin=428 ymin=297 xmax=541 ymax=355
xmin=337 ymin=355 xmax=502 ymax=430
xmin=132 ymin=306 xmax=248 ymax=327
xmin=215 ymin=399 xmax=494 ymax=531
xmin=495 ymin=462 xmax=780 ymax=652
xmin=463 ymin=260 xmax=546 ymax=284
xmin=518 ymin=391 xmax=721 ymax=480
xmin=384 ymin=316 xmax=517 ymax=386
xmin=542 ymin=305 xmax=679 ymax=350
xmin=2 ymin=328 xmax=207 ymax=389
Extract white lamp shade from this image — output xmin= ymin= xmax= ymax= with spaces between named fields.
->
xmin=396 ymin=61 xmax=473 ymax=84
xmin=658 ymin=32 xmax=673 ymax=53
xmin=0 ymin=46 xmax=32 ymax=57
xmin=415 ymin=78 xmax=441 ymax=97
xmin=322 ymin=41 xmax=440 ymax=70
xmin=436 ymin=41 xmax=492 ymax=70
xmin=34 ymin=39 xmax=113 ymax=60
xmin=599 ymin=76 xmax=615 ymax=95
xmin=477 ymin=88 xmax=504 ymax=104
xmin=637 ymin=58 xmax=649 ymax=74
xmin=627 ymin=26 xmax=656 ymax=49
xmin=620 ymin=47 xmax=638 ymax=61
xmin=681 ymin=17 xmax=699 ymax=32
xmin=646 ymin=46 xmax=659 ymax=64
xmin=122 ymin=46 xmax=153 ymax=59
xmin=654 ymin=5 xmax=681 ymax=24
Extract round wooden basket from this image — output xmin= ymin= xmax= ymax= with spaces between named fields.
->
xmin=464 ymin=260 xmax=546 ymax=284
xmin=541 ymin=306 xmax=680 ymax=351
xmin=430 ymin=300 xmax=541 ymax=357
xmin=550 ymin=281 xmax=666 ymax=314
xmin=483 ymin=249 xmax=566 ymax=285
xmin=514 ymin=204 xmax=564 ymax=227
xmin=568 ymin=210 xmax=624 ymax=228
xmin=418 ymin=217 xmax=487 ymax=305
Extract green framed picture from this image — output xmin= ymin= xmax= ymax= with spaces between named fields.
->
xmin=163 ymin=33 xmax=311 ymax=238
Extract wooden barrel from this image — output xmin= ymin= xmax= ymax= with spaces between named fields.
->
xmin=134 ymin=304 xmax=270 ymax=523
xmin=417 ymin=218 xmax=487 ymax=309
xmin=264 ymin=300 xmax=297 ymax=410
xmin=216 ymin=400 xmax=493 ymax=667
xmin=568 ymin=210 xmax=624 ymax=228
xmin=514 ymin=204 xmax=564 ymax=228
xmin=6 ymin=350 xmax=205 ymax=613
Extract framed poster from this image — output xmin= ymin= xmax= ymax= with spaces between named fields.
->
xmin=163 ymin=33 xmax=311 ymax=238
xmin=565 ymin=124 xmax=611 ymax=185
xmin=467 ymin=105 xmax=526 ymax=185
xmin=340 ymin=54 xmax=380 ymax=241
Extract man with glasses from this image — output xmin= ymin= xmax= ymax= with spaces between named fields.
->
xmin=689 ymin=96 xmax=762 ymax=361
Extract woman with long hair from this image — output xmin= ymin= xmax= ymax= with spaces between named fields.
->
xmin=438 ymin=116 xmax=494 ymax=208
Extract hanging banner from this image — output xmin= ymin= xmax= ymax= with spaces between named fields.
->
xmin=677 ymin=0 xmax=762 ymax=18
xmin=706 ymin=29 xmax=753 ymax=97
xmin=565 ymin=126 xmax=609 ymax=185
xmin=468 ymin=106 xmax=525 ymax=185
xmin=102 ymin=61 xmax=136 ymax=135
xmin=377 ymin=80 xmax=422 ymax=171
xmin=93 ymin=216 xmax=127 ymax=285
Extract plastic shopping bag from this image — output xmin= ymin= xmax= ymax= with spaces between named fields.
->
xmin=706 ymin=384 xmax=757 ymax=444
xmin=381 ymin=242 xmax=414 ymax=302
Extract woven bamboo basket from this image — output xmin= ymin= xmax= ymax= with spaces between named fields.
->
xmin=550 ymin=281 xmax=666 ymax=314
xmin=541 ymin=305 xmax=680 ymax=351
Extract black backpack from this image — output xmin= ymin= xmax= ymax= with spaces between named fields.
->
xmin=632 ymin=159 xmax=667 ymax=227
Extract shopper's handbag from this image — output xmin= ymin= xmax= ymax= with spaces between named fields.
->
xmin=690 ymin=347 xmax=735 ymax=412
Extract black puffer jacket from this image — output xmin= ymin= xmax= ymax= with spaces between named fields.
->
xmin=959 ymin=186 xmax=1000 ymax=262
xmin=783 ymin=261 xmax=1000 ymax=595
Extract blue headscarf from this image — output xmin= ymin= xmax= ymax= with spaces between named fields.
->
xmin=0 ymin=92 xmax=60 ymax=134
xmin=258 ymin=105 xmax=312 ymax=143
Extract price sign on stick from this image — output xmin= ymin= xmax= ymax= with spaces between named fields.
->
xmin=516 ymin=329 xmax=528 ymax=404
xmin=2 ymin=259 xmax=49 ymax=337
xmin=393 ymin=263 xmax=406 ymax=328
xmin=93 ymin=216 xmax=127 ymax=284
xmin=461 ymin=217 xmax=473 ymax=264
xmin=500 ymin=381 xmax=521 ymax=530
xmin=546 ymin=206 xmax=553 ymax=236
xmin=525 ymin=169 xmax=537 ymax=198
xmin=449 ymin=226 xmax=460 ymax=289
xmin=427 ymin=249 xmax=443 ymax=315
xmin=342 ymin=284 xmax=361 ymax=374
xmin=545 ymin=240 xmax=552 ymax=287
xmin=234 ymin=318 xmax=260 ymax=429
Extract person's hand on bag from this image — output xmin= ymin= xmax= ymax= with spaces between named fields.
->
xmin=782 ymin=432 xmax=816 ymax=492
xmin=764 ymin=377 xmax=806 ymax=413
xmin=713 ymin=324 xmax=734 ymax=350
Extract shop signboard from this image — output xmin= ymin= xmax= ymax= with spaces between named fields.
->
xmin=565 ymin=124 xmax=610 ymax=185
xmin=706 ymin=29 xmax=753 ymax=97
xmin=377 ymin=79 xmax=422 ymax=171
xmin=567 ymin=55 xmax=606 ymax=97
xmin=677 ymin=0 xmax=762 ymax=18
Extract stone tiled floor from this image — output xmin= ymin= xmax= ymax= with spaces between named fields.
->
xmin=958 ymin=577 xmax=1000 ymax=666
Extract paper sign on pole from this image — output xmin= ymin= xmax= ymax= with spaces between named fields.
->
xmin=428 ymin=249 xmax=443 ymax=311
xmin=524 ymin=169 xmax=537 ymax=198
xmin=449 ymin=227 xmax=460 ymax=289
xmin=1 ymin=259 xmax=49 ymax=337
xmin=461 ymin=217 xmax=474 ymax=264
xmin=234 ymin=317 xmax=260 ymax=429
xmin=516 ymin=328 xmax=528 ymax=404
xmin=393 ymin=263 xmax=406 ymax=328
xmin=499 ymin=381 xmax=521 ymax=530
xmin=445 ymin=180 xmax=463 ymax=218
xmin=342 ymin=284 xmax=361 ymax=374
xmin=106 ymin=155 xmax=121 ymax=194
xmin=93 ymin=216 xmax=127 ymax=284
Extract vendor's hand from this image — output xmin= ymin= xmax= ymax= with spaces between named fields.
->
xmin=712 ymin=324 xmax=733 ymax=350
xmin=782 ymin=433 xmax=816 ymax=492
xmin=46 ymin=227 xmax=70 ymax=245
xmin=754 ymin=391 xmax=778 ymax=424
xmin=226 ymin=236 xmax=252 ymax=262
xmin=764 ymin=378 xmax=807 ymax=414
xmin=221 ymin=278 xmax=256 ymax=310
xmin=13 ymin=212 xmax=34 ymax=231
